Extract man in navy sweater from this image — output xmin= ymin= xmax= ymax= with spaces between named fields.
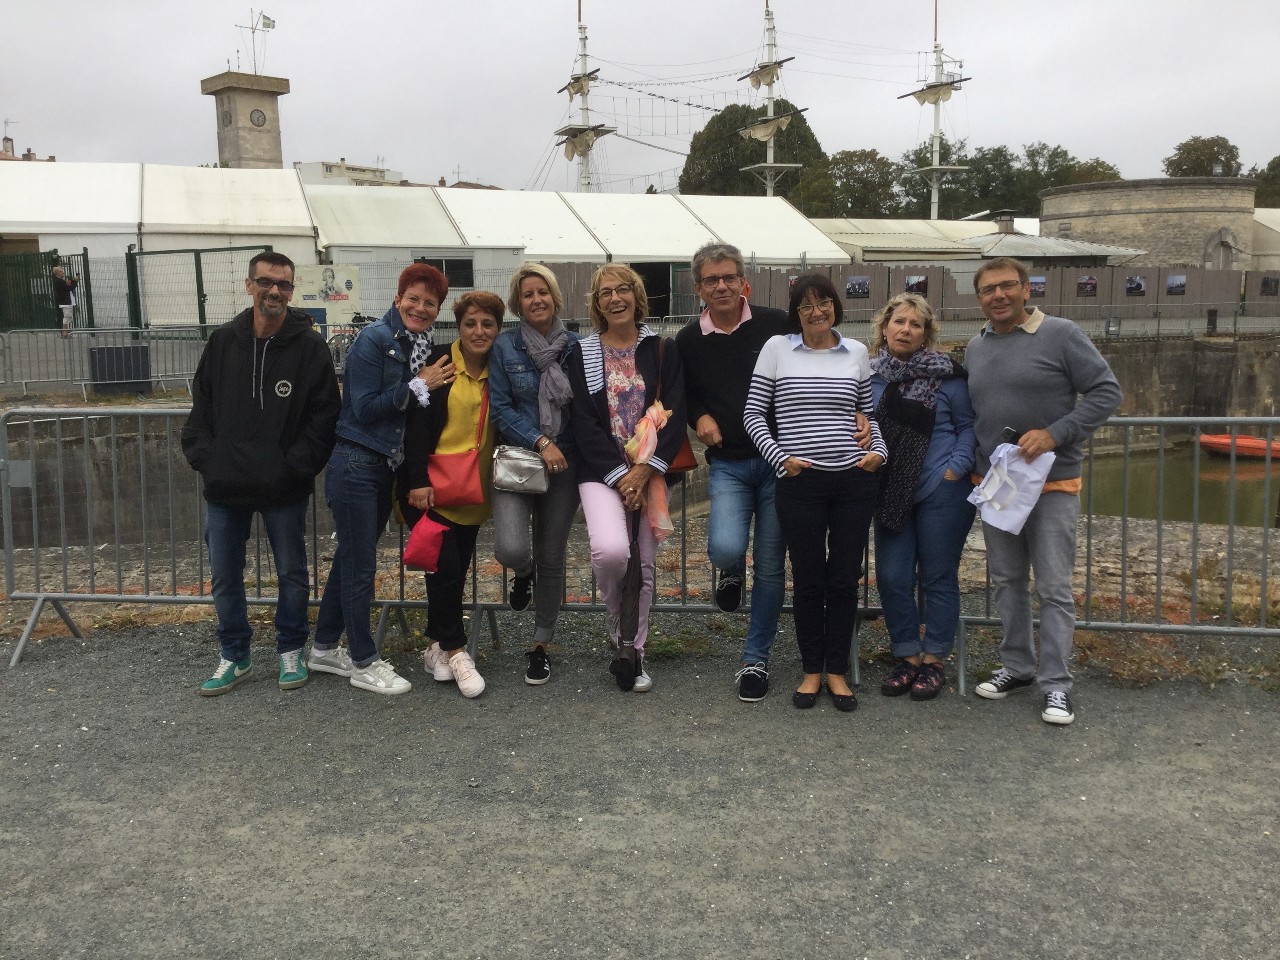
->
xmin=675 ymin=243 xmax=789 ymax=702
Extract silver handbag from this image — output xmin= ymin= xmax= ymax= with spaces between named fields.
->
xmin=492 ymin=444 xmax=550 ymax=494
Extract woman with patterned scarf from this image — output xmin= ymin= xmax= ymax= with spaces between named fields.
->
xmin=869 ymin=293 xmax=977 ymax=702
xmin=489 ymin=263 xmax=580 ymax=686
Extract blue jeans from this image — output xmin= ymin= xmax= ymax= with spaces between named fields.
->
xmin=205 ymin=498 xmax=311 ymax=662
xmin=314 ymin=442 xmax=395 ymax=666
xmin=707 ymin=456 xmax=786 ymax=665
xmin=874 ymin=477 xmax=976 ymax=659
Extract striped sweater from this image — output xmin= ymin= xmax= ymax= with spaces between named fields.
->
xmin=744 ymin=333 xmax=888 ymax=476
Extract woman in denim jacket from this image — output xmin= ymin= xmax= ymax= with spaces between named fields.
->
xmin=488 ymin=263 xmax=580 ymax=686
xmin=308 ymin=263 xmax=455 ymax=696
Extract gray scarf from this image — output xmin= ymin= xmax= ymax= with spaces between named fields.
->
xmin=521 ymin=318 xmax=572 ymax=438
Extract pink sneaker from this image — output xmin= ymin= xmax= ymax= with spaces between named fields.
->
xmin=422 ymin=642 xmax=454 ymax=682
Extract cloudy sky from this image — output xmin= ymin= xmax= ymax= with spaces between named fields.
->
xmin=4 ymin=0 xmax=1275 ymax=193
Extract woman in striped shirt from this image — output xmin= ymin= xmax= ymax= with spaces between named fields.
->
xmin=744 ymin=274 xmax=887 ymax=712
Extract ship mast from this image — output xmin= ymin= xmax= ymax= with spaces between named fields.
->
xmin=899 ymin=1 xmax=971 ymax=219
xmin=737 ymin=1 xmax=803 ymax=196
xmin=554 ymin=2 xmax=615 ymax=192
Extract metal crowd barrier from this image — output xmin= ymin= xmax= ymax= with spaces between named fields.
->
xmin=3 ymin=409 xmax=1278 ymax=686
xmin=0 ymin=327 xmax=212 ymax=397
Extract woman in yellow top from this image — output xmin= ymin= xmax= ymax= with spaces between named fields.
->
xmin=397 ymin=291 xmax=503 ymax=698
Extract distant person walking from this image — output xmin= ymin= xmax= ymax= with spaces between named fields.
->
xmin=182 ymin=251 xmax=341 ymax=696
xmin=52 ymin=265 xmax=78 ymax=337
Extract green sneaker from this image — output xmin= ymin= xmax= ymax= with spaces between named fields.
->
xmin=200 ymin=655 xmax=252 ymax=696
xmin=278 ymin=649 xmax=310 ymax=690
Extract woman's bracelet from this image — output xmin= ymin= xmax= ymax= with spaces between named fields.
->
xmin=535 ymin=436 xmax=551 ymax=452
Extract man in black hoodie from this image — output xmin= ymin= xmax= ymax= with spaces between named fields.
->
xmin=182 ymin=251 xmax=340 ymax=696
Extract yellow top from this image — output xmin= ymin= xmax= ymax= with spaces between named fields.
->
xmin=435 ymin=340 xmax=495 ymax=526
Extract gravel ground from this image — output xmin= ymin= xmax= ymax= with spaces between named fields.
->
xmin=1 ymin=614 xmax=1277 ymax=960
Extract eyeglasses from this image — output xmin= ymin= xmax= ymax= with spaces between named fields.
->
xmin=797 ymin=298 xmax=835 ymax=317
xmin=595 ymin=283 xmax=633 ymax=303
xmin=977 ymin=279 xmax=1024 ymax=297
xmin=251 ymin=276 xmax=295 ymax=294
xmin=697 ymin=273 xmax=741 ymax=289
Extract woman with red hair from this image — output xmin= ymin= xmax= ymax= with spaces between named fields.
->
xmin=309 ymin=263 xmax=457 ymax=696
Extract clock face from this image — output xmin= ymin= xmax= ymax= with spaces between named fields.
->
xmin=250 ymin=109 xmax=267 ymax=128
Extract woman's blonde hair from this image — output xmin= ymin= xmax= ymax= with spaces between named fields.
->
xmin=588 ymin=263 xmax=649 ymax=333
xmin=507 ymin=262 xmax=564 ymax=319
xmin=869 ymin=293 xmax=940 ymax=353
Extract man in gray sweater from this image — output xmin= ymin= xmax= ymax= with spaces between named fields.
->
xmin=965 ymin=257 xmax=1121 ymax=726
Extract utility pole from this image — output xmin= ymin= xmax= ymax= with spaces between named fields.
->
xmin=738 ymin=1 xmax=802 ymax=196
xmin=554 ymin=2 xmax=615 ymax=192
xmin=899 ymin=2 xmax=970 ymax=219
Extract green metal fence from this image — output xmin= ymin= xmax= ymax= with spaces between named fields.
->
xmin=0 ymin=248 xmax=93 ymax=332
xmin=126 ymin=245 xmax=269 ymax=330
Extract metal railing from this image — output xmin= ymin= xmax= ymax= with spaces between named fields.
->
xmin=0 ymin=327 xmax=210 ymax=396
xmin=3 ymin=409 xmax=1277 ymax=681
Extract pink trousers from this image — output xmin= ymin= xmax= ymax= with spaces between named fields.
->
xmin=578 ymin=481 xmax=658 ymax=652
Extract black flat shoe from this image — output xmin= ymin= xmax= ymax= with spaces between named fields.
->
xmin=792 ymin=689 xmax=820 ymax=709
xmin=830 ymin=689 xmax=858 ymax=712
xmin=609 ymin=652 xmax=636 ymax=692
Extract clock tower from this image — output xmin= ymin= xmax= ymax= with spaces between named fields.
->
xmin=200 ymin=70 xmax=290 ymax=169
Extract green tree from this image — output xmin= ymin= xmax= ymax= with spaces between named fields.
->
xmin=1162 ymin=135 xmax=1242 ymax=177
xmin=788 ymin=156 xmax=837 ymax=217
xmin=1068 ymin=157 xmax=1122 ymax=184
xmin=679 ymin=99 xmax=826 ymax=201
xmin=897 ymin=137 xmax=970 ymax=218
xmin=827 ymin=148 xmax=901 ymax=218
xmin=1249 ymin=155 xmax=1280 ymax=207
xmin=962 ymin=145 xmax=1021 ymax=212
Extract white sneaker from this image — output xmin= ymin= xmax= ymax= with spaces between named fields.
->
xmin=349 ymin=658 xmax=412 ymax=695
xmin=448 ymin=650 xmax=486 ymax=699
xmin=633 ymin=659 xmax=653 ymax=693
xmin=1042 ymin=690 xmax=1076 ymax=725
xmin=307 ymin=645 xmax=354 ymax=678
xmin=422 ymin=642 xmax=454 ymax=682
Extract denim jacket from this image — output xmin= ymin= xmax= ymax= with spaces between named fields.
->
xmin=334 ymin=304 xmax=422 ymax=468
xmin=488 ymin=325 xmax=578 ymax=452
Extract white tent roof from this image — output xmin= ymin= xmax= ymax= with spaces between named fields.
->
xmin=559 ymin=193 xmax=712 ymax=263
xmin=0 ymin=161 xmax=141 ymax=233
xmin=677 ymin=195 xmax=849 ymax=266
xmin=437 ymin=189 xmax=604 ymax=261
xmin=142 ymin=165 xmax=313 ymax=236
xmin=306 ymin=184 xmax=463 ymax=249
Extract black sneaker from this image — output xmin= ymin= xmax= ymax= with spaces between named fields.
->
xmin=524 ymin=646 xmax=551 ymax=686
xmin=509 ymin=572 xmax=534 ymax=611
xmin=714 ymin=569 xmax=743 ymax=612
xmin=1041 ymin=690 xmax=1075 ymax=725
xmin=736 ymin=662 xmax=769 ymax=702
xmin=975 ymin=667 xmax=1035 ymax=700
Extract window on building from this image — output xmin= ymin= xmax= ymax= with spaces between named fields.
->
xmin=1057 ymin=221 xmax=1073 ymax=237
xmin=414 ymin=257 xmax=475 ymax=288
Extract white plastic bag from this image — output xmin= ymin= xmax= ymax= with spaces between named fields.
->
xmin=968 ymin=442 xmax=1055 ymax=535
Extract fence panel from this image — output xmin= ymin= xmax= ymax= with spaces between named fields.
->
xmin=0 ymin=327 xmax=210 ymax=393
xmin=4 ymin=409 xmax=1279 ymax=673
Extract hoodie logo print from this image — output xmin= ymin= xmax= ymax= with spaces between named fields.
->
xmin=275 ymin=380 xmax=292 ymax=398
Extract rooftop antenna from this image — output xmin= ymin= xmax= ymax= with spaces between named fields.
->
xmin=898 ymin=0 xmax=971 ymax=219
xmin=2 ymin=119 xmax=18 ymax=139
xmin=554 ymin=0 xmax=615 ymax=192
xmin=235 ymin=9 xmax=276 ymax=74
xmin=737 ymin=0 xmax=804 ymax=196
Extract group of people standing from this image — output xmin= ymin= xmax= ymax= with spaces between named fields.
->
xmin=182 ymin=246 xmax=1120 ymax=727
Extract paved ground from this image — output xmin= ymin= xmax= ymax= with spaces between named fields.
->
xmin=1 ymin=617 xmax=1277 ymax=960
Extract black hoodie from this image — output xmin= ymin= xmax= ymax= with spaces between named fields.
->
xmin=182 ymin=307 xmax=340 ymax=507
